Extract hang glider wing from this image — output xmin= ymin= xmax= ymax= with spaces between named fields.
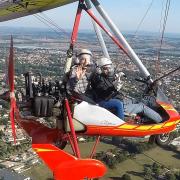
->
xmin=0 ymin=0 xmax=77 ymax=22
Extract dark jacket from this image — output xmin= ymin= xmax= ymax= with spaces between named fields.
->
xmin=91 ymin=73 xmax=117 ymax=102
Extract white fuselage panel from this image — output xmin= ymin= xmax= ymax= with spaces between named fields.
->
xmin=73 ymin=101 xmax=125 ymax=126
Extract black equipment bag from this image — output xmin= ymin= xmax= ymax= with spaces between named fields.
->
xmin=33 ymin=96 xmax=54 ymax=117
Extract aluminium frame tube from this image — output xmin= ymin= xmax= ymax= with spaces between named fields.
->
xmin=85 ymin=0 xmax=110 ymax=59
xmin=91 ymin=0 xmax=153 ymax=82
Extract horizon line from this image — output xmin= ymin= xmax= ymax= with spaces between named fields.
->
xmin=0 ymin=26 xmax=180 ymax=35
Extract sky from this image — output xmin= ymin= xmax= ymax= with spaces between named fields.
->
xmin=0 ymin=0 xmax=180 ymax=33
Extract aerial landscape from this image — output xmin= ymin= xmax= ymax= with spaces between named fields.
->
xmin=0 ymin=0 xmax=180 ymax=180
xmin=0 ymin=27 xmax=179 ymax=180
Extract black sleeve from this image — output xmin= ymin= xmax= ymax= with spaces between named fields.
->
xmin=91 ymin=74 xmax=116 ymax=100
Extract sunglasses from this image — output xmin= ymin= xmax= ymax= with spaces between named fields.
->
xmin=82 ymin=64 xmax=92 ymax=69
xmin=102 ymin=66 xmax=112 ymax=70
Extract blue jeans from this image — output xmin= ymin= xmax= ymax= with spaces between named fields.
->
xmin=98 ymin=99 xmax=124 ymax=120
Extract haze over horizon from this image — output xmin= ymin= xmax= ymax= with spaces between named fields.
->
xmin=0 ymin=0 xmax=179 ymax=34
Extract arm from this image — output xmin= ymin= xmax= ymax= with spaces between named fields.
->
xmin=113 ymin=72 xmax=125 ymax=91
xmin=66 ymin=66 xmax=78 ymax=92
xmin=67 ymin=66 xmax=88 ymax=94
xmin=91 ymin=74 xmax=116 ymax=100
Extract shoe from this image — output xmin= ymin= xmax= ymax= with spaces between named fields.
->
xmin=126 ymin=119 xmax=137 ymax=124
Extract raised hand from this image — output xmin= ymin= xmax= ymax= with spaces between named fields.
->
xmin=76 ymin=65 xmax=86 ymax=80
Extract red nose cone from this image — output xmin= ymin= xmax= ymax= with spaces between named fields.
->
xmin=54 ymin=158 xmax=106 ymax=180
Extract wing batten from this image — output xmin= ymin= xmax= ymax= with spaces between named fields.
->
xmin=0 ymin=0 xmax=77 ymax=22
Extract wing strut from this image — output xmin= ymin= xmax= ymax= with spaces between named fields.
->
xmin=64 ymin=0 xmax=84 ymax=159
xmin=64 ymin=0 xmax=84 ymax=73
xmin=71 ymin=0 xmax=152 ymax=83
xmin=90 ymin=0 xmax=152 ymax=82
xmin=85 ymin=0 xmax=110 ymax=59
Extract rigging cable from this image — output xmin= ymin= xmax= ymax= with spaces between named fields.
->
xmin=118 ymin=0 xmax=154 ymax=73
xmin=33 ymin=13 xmax=66 ymax=39
xmin=155 ymin=0 xmax=166 ymax=77
xmin=15 ymin=2 xmax=68 ymax=60
xmin=13 ymin=1 xmax=65 ymax=40
xmin=15 ymin=1 xmax=88 ymax=77
xmin=16 ymin=1 xmax=82 ymax=48
xmin=34 ymin=12 xmax=84 ymax=49
xmin=30 ymin=14 xmax=60 ymax=74
xmin=156 ymin=0 xmax=171 ymax=76
xmin=133 ymin=0 xmax=154 ymax=39
xmin=40 ymin=12 xmax=70 ymax=39
xmin=158 ymin=0 xmax=166 ymax=36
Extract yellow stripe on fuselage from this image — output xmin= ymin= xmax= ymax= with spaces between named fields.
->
xmin=136 ymin=125 xmax=153 ymax=130
xmin=164 ymin=122 xmax=175 ymax=127
xmin=33 ymin=148 xmax=58 ymax=153
xmin=175 ymin=119 xmax=180 ymax=124
xmin=161 ymin=105 xmax=172 ymax=109
xmin=166 ymin=108 xmax=177 ymax=112
xmin=150 ymin=124 xmax=163 ymax=130
xmin=119 ymin=124 xmax=137 ymax=129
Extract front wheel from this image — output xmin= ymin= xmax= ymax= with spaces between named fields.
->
xmin=153 ymin=133 xmax=173 ymax=147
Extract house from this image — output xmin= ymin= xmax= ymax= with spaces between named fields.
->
xmin=12 ymin=164 xmax=25 ymax=173
xmin=0 ymin=161 xmax=15 ymax=168
xmin=0 ymin=125 xmax=5 ymax=131
xmin=105 ymin=152 xmax=116 ymax=158
xmin=3 ymin=114 xmax=8 ymax=118
xmin=78 ymin=137 xmax=86 ymax=142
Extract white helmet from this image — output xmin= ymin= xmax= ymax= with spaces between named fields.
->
xmin=97 ymin=57 xmax=112 ymax=67
xmin=77 ymin=49 xmax=92 ymax=57
xmin=74 ymin=49 xmax=92 ymax=65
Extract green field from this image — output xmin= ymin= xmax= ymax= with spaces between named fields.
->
xmin=23 ymin=164 xmax=53 ymax=180
xmin=23 ymin=142 xmax=180 ymax=180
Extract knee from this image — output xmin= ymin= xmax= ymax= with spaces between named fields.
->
xmin=117 ymin=101 xmax=123 ymax=108
xmin=115 ymin=102 xmax=123 ymax=110
xmin=138 ymin=102 xmax=145 ymax=109
xmin=112 ymin=99 xmax=123 ymax=105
